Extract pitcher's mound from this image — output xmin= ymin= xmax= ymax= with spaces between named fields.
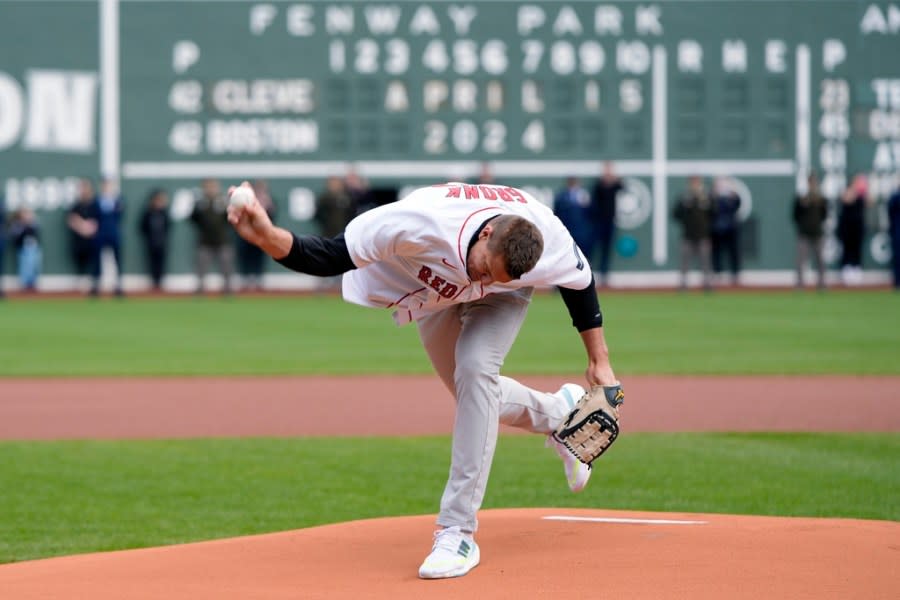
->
xmin=1 ymin=508 xmax=896 ymax=600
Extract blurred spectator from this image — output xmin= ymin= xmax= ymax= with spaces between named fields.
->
xmin=673 ymin=176 xmax=714 ymax=291
xmin=345 ymin=168 xmax=376 ymax=215
xmin=590 ymin=161 xmax=623 ymax=286
xmin=190 ymin=178 xmax=234 ymax=295
xmin=710 ymin=177 xmax=742 ymax=285
xmin=888 ymin=181 xmax=900 ymax=289
xmin=238 ymin=179 xmax=277 ymax=291
xmin=0 ymin=192 xmax=6 ymax=298
xmin=315 ymin=176 xmax=356 ymax=238
xmin=67 ymin=178 xmax=100 ymax=295
xmin=553 ymin=176 xmax=594 ymax=263
xmin=475 ymin=162 xmax=495 ymax=185
xmin=139 ymin=188 xmax=171 ymax=291
xmin=837 ymin=174 xmax=869 ymax=286
xmin=792 ymin=172 xmax=829 ymax=290
xmin=95 ymin=177 xmax=125 ymax=296
xmin=9 ymin=208 xmax=41 ymax=292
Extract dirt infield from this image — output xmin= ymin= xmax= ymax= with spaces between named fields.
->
xmin=0 ymin=375 xmax=897 ymax=598
xmin=1 ymin=374 xmax=898 ymax=439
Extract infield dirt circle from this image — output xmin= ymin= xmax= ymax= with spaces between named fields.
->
xmin=1 ymin=375 xmax=898 ymax=599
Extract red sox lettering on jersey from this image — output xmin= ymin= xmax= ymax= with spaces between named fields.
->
xmin=418 ymin=265 xmax=459 ymax=299
xmin=342 ymin=183 xmax=592 ymax=326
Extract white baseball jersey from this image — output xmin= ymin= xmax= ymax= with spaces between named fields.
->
xmin=342 ymin=183 xmax=592 ymax=325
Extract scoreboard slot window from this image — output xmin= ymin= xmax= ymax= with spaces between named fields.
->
xmin=721 ymin=118 xmax=749 ymax=151
xmin=677 ymin=117 xmax=706 ymax=152
xmin=327 ymin=119 xmax=350 ymax=153
xmin=358 ymin=119 xmax=379 ymax=152
xmin=766 ymin=120 xmax=788 ymax=154
xmin=722 ymin=77 xmax=750 ymax=112
xmin=763 ymin=76 xmax=790 ymax=155
xmin=676 ymin=76 xmax=706 ymax=113
xmin=549 ymin=118 xmax=576 ymax=149
xmin=622 ymin=117 xmax=645 ymax=153
xmin=357 ymin=79 xmax=382 ymax=112
xmin=387 ymin=119 xmax=411 ymax=154
xmin=325 ymin=79 xmax=350 ymax=112
xmin=549 ymin=78 xmax=577 ymax=111
xmin=582 ymin=119 xmax=606 ymax=152
xmin=765 ymin=77 xmax=789 ymax=111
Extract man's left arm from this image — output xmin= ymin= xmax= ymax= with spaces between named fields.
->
xmin=578 ymin=326 xmax=618 ymax=387
xmin=557 ymin=277 xmax=618 ymax=387
xmin=553 ymin=278 xmax=624 ymax=467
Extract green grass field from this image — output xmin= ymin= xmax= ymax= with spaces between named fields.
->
xmin=0 ymin=434 xmax=897 ymax=563
xmin=0 ymin=289 xmax=897 ymax=376
xmin=0 ymin=290 xmax=897 ymax=564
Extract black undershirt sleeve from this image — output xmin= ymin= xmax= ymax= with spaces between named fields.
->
xmin=558 ymin=275 xmax=604 ymax=331
xmin=274 ymin=228 xmax=602 ymax=329
xmin=274 ymin=233 xmax=357 ymax=277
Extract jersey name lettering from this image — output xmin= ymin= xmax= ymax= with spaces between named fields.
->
xmin=444 ymin=184 xmax=527 ymax=203
xmin=417 ymin=265 xmax=460 ymax=299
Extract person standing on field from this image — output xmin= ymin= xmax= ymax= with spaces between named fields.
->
xmin=673 ymin=176 xmax=714 ymax=291
xmin=888 ymin=181 xmax=900 ymax=290
xmin=837 ymin=174 xmax=869 ymax=286
xmin=94 ymin=177 xmax=126 ymax=297
xmin=792 ymin=172 xmax=829 ymax=290
xmin=226 ymin=180 xmax=622 ymax=580
xmin=590 ymin=162 xmax=623 ymax=287
xmin=553 ymin=176 xmax=595 ymax=270
xmin=315 ymin=176 xmax=356 ymax=239
xmin=139 ymin=188 xmax=171 ymax=291
xmin=9 ymin=208 xmax=42 ymax=292
xmin=190 ymin=178 xmax=235 ymax=295
xmin=67 ymin=178 xmax=100 ymax=295
xmin=709 ymin=177 xmax=742 ymax=286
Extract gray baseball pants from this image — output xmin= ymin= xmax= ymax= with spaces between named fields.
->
xmin=416 ymin=288 xmax=574 ymax=533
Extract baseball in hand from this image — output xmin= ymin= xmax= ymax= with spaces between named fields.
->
xmin=229 ymin=185 xmax=254 ymax=208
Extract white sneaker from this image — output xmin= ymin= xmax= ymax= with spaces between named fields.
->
xmin=418 ymin=526 xmax=480 ymax=579
xmin=547 ymin=383 xmax=591 ymax=493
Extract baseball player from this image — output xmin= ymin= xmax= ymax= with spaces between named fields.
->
xmin=227 ymin=180 xmax=621 ymax=579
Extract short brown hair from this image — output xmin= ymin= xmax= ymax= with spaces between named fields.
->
xmin=487 ymin=215 xmax=544 ymax=279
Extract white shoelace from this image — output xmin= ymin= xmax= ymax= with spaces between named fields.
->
xmin=431 ymin=526 xmax=466 ymax=553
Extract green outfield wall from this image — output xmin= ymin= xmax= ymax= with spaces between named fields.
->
xmin=0 ymin=0 xmax=898 ymax=288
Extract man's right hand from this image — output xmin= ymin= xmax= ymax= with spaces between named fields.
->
xmin=227 ymin=183 xmax=275 ymax=248
xmin=226 ymin=182 xmax=295 ymax=259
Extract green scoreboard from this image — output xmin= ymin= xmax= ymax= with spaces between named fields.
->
xmin=1 ymin=0 xmax=898 ymax=285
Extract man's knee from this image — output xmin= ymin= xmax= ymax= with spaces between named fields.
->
xmin=453 ymin=356 xmax=499 ymax=393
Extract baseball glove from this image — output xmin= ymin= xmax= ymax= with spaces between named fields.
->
xmin=551 ymin=383 xmax=624 ymax=466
